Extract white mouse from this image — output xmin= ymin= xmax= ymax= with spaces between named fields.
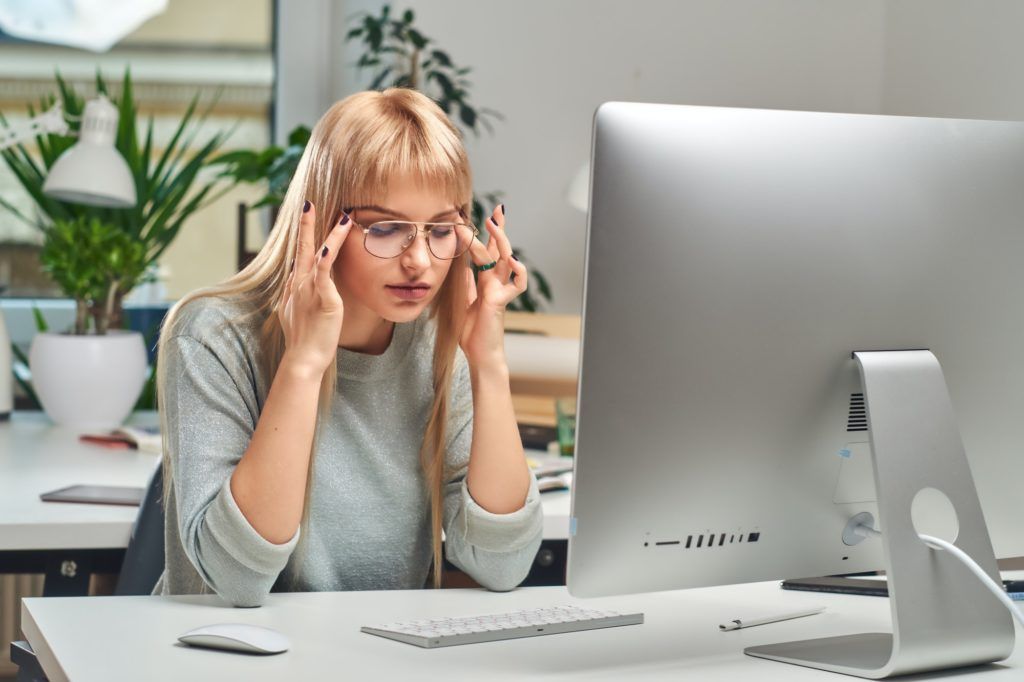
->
xmin=178 ymin=623 xmax=290 ymax=655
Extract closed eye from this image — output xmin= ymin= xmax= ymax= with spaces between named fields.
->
xmin=368 ymin=223 xmax=404 ymax=236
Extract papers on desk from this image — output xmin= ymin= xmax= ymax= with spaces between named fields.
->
xmin=528 ymin=456 xmax=574 ymax=493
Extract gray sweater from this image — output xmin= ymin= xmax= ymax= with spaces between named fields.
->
xmin=153 ymin=296 xmax=543 ymax=607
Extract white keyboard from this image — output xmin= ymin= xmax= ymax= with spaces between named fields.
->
xmin=361 ymin=604 xmax=643 ymax=649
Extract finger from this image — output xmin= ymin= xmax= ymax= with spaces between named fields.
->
xmin=485 ymin=215 xmax=511 ymax=257
xmin=295 ymin=199 xmax=318 ymax=276
xmin=485 ymin=217 xmax=515 ymax=279
xmin=281 ymin=261 xmax=296 ymax=300
xmin=316 ymin=213 xmax=354 ymax=275
xmin=279 ymin=267 xmax=296 ymax=316
xmin=468 ymin=237 xmax=494 ymax=269
xmin=483 ymin=217 xmax=501 ymax=262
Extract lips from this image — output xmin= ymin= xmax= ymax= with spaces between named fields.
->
xmin=386 ymin=283 xmax=431 ymax=301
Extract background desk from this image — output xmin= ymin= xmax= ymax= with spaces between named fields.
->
xmin=0 ymin=412 xmax=161 ymax=595
xmin=22 ymin=578 xmax=1023 ymax=681
xmin=0 ymin=412 xmax=573 ymax=594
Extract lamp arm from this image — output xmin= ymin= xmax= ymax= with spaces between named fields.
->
xmin=0 ymin=102 xmax=71 ymax=151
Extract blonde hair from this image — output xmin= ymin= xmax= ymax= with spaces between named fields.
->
xmin=157 ymin=88 xmax=473 ymax=589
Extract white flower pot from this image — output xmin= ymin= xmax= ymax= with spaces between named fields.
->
xmin=29 ymin=330 xmax=148 ymax=430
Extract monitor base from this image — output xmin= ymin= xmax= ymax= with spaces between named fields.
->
xmin=745 ymin=350 xmax=1014 ymax=678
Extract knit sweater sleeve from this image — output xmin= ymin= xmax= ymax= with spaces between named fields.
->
xmin=163 ymin=331 xmax=299 ymax=607
xmin=441 ymin=351 xmax=543 ymax=591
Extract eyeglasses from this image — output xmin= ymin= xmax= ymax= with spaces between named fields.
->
xmin=354 ymin=218 xmax=479 ymax=260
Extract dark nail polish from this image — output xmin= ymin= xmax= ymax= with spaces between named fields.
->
xmin=321 ymin=246 xmax=329 ymax=257
xmin=489 ymin=216 xmax=498 ymax=227
xmin=500 ymin=203 xmax=505 ymax=216
xmin=512 ymin=254 xmax=519 ymax=261
xmin=303 ymin=200 xmax=311 ymax=213
xmin=340 ymin=213 xmax=350 ymax=225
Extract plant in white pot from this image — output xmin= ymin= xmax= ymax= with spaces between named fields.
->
xmin=29 ymin=216 xmax=151 ymax=428
xmin=1 ymin=70 xmax=234 ymax=428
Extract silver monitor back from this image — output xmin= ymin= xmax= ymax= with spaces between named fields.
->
xmin=567 ymin=102 xmax=1024 ymax=599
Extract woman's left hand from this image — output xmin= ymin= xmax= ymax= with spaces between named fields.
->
xmin=460 ymin=204 xmax=528 ymax=367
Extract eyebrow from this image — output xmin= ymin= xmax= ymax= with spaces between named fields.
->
xmin=349 ymin=204 xmax=460 ymax=221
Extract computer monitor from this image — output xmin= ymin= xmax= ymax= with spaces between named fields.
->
xmin=567 ymin=102 xmax=1022 ymax=677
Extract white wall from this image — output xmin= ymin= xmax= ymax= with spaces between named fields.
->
xmin=283 ymin=0 xmax=892 ymax=313
xmin=881 ymin=0 xmax=1024 ymax=121
xmin=275 ymin=0 xmax=339 ymax=144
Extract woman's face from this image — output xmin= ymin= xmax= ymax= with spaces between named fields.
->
xmin=333 ymin=173 xmax=460 ymax=324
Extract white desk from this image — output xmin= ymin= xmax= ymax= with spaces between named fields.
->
xmin=22 ymin=579 xmax=1022 ymax=681
xmin=0 ymin=412 xmax=161 ymax=594
xmin=0 ymin=412 xmax=161 ymax=552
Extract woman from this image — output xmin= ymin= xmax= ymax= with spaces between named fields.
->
xmin=153 ymin=88 xmax=543 ymax=607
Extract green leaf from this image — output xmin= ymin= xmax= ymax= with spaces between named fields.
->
xmin=345 ymin=27 xmax=364 ymax=40
xmin=287 ymin=125 xmax=311 ymax=146
xmin=407 ymin=28 xmax=428 ymax=49
xmin=403 ymin=9 xmax=414 ymax=23
xmin=32 ymin=306 xmax=49 ymax=332
xmin=430 ymin=71 xmax=455 ymax=97
xmin=431 ymin=50 xmax=452 ymax=67
xmin=368 ymin=23 xmax=382 ymax=50
xmin=10 ymin=344 xmax=41 ymax=409
xmin=459 ymin=104 xmax=477 ymax=130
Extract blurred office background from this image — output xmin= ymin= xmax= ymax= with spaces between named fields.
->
xmin=4 ymin=1 xmax=1024 ymax=316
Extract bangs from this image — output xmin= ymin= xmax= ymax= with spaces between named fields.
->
xmin=337 ymin=94 xmax=473 ymax=213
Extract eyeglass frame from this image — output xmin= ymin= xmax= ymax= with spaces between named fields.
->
xmin=346 ymin=209 xmax=480 ymax=260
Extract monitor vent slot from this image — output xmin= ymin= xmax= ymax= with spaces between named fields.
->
xmin=847 ymin=393 xmax=868 ymax=432
xmin=646 ymin=531 xmax=760 ymax=549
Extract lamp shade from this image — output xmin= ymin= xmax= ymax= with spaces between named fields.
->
xmin=43 ymin=95 xmax=136 ymax=208
xmin=566 ymin=162 xmax=590 ymax=213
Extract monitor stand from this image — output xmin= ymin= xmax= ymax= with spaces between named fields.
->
xmin=745 ymin=350 xmax=1015 ymax=678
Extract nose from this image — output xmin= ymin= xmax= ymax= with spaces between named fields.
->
xmin=400 ymin=228 xmax=432 ymax=271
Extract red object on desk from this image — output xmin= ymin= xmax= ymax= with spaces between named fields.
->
xmin=78 ymin=435 xmax=135 ymax=449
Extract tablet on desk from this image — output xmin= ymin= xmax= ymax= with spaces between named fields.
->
xmin=40 ymin=485 xmax=145 ymax=506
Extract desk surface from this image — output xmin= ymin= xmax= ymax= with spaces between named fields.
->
xmin=23 ymin=578 xmax=1022 ymax=682
xmin=0 ymin=412 xmax=572 ymax=551
xmin=0 ymin=412 xmax=161 ymax=551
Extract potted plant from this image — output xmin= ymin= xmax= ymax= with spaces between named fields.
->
xmin=0 ymin=70 xmax=235 ymax=428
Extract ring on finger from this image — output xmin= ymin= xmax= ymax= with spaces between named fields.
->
xmin=478 ymin=260 xmax=498 ymax=272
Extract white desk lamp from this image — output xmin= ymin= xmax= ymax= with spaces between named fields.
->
xmin=0 ymin=96 xmax=137 ymax=207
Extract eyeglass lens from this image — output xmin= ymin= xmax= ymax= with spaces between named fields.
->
xmin=365 ymin=221 xmax=475 ymax=259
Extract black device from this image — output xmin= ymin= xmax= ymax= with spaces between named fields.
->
xmin=782 ymin=575 xmax=1022 ymax=597
xmin=40 ymin=484 xmax=145 ymax=506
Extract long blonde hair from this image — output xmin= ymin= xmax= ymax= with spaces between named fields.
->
xmin=157 ymin=88 xmax=473 ymax=589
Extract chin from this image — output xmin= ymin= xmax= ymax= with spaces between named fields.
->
xmin=379 ymin=299 xmax=432 ymax=324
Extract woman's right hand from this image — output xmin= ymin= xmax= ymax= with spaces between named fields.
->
xmin=277 ymin=201 xmax=352 ymax=380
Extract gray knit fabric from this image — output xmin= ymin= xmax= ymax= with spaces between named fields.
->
xmin=153 ymin=296 xmax=543 ymax=607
